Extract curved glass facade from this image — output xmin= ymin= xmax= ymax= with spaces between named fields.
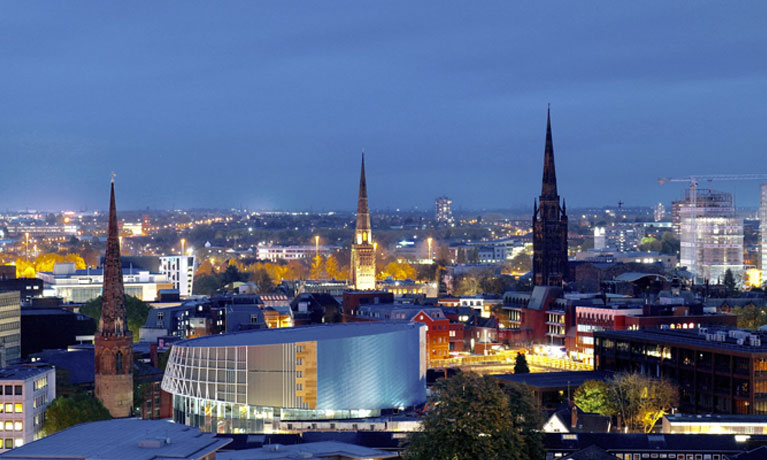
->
xmin=162 ymin=322 xmax=426 ymax=433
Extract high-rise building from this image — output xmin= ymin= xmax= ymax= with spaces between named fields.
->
xmin=434 ymin=196 xmax=454 ymax=226
xmin=0 ymin=292 xmax=21 ymax=368
xmin=678 ymin=188 xmax=743 ymax=283
xmin=159 ymin=255 xmax=195 ymax=297
xmin=533 ymin=108 xmax=568 ymax=287
xmin=350 ymin=154 xmax=376 ymax=290
xmin=761 ymin=184 xmax=767 ymax=287
xmin=654 ymin=202 xmax=666 ymax=222
xmin=0 ymin=365 xmax=55 ymax=451
xmin=94 ymin=180 xmax=133 ymax=418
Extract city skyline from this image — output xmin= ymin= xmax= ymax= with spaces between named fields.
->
xmin=2 ymin=2 xmax=766 ymax=211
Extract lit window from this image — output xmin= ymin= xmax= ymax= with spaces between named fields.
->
xmin=4 ymin=422 xmax=12 ymax=431
xmin=14 ymin=404 xmax=21 ymax=414
xmin=13 ymin=438 xmax=22 ymax=447
xmin=4 ymin=404 xmax=12 ymax=413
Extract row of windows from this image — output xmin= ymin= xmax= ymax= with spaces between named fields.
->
xmin=32 ymin=376 xmax=48 ymax=392
xmin=0 ymin=322 xmax=19 ymax=332
xmin=1 ymin=438 xmax=22 ymax=449
xmin=0 ymin=386 xmax=22 ymax=397
xmin=0 ymin=421 xmax=23 ymax=431
xmin=0 ymin=403 xmax=22 ymax=414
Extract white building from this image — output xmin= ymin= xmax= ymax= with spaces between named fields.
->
xmin=37 ymin=263 xmax=170 ymax=303
xmin=159 ymin=255 xmax=195 ymax=297
xmin=256 ymin=245 xmax=331 ymax=262
xmin=0 ymin=365 xmax=55 ymax=451
xmin=761 ymin=184 xmax=767 ymax=288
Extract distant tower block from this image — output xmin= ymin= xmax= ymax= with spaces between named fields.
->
xmin=350 ymin=153 xmax=376 ymax=290
xmin=761 ymin=184 xmax=767 ymax=287
xmin=532 ymin=107 xmax=569 ymax=287
xmin=434 ymin=196 xmax=455 ymax=226
xmin=94 ymin=180 xmax=134 ymax=418
xmin=654 ymin=203 xmax=666 ymax=222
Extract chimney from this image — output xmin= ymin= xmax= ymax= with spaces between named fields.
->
xmin=570 ymin=402 xmax=578 ymax=430
xmin=150 ymin=343 xmax=158 ymax=368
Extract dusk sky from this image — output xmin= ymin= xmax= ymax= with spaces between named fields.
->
xmin=1 ymin=2 xmax=766 ymax=212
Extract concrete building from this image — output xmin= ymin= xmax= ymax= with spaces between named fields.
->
xmin=434 ymin=196 xmax=454 ymax=227
xmin=256 ymin=245 xmax=334 ymax=262
xmin=0 ymin=365 xmax=55 ymax=452
xmin=662 ymin=413 xmax=767 ymax=434
xmin=676 ymin=188 xmax=743 ymax=283
xmin=350 ymin=154 xmax=376 ymax=290
xmin=654 ymin=202 xmax=666 ymax=222
xmin=595 ymin=327 xmax=767 ymax=415
xmin=160 ymin=255 xmax=195 ymax=297
xmin=37 ymin=263 xmax=170 ymax=303
xmin=162 ymin=322 xmax=426 ymax=434
xmin=761 ymin=184 xmax=767 ymax=289
xmin=0 ymin=418 xmax=230 ymax=460
xmin=0 ymin=292 xmax=21 ymax=368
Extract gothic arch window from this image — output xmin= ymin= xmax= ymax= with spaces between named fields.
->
xmin=116 ymin=351 xmax=124 ymax=375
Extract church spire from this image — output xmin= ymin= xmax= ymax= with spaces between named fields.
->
xmin=356 ymin=151 xmax=371 ymax=234
xmin=99 ymin=180 xmax=128 ymax=336
xmin=541 ymin=105 xmax=558 ymax=200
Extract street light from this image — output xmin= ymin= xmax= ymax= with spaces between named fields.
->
xmin=314 ymin=235 xmax=320 ymax=258
xmin=427 ymin=237 xmax=433 ymax=261
xmin=181 ymin=238 xmax=186 ymax=255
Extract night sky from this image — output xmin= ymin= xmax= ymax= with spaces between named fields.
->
xmin=1 ymin=2 xmax=766 ymax=211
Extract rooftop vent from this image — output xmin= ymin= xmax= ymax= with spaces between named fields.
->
xmin=138 ymin=438 xmax=170 ymax=448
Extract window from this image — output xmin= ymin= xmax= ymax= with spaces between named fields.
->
xmin=14 ymin=422 xmax=22 ymax=431
xmin=4 ymin=386 xmax=10 ymax=395
xmin=14 ymin=404 xmax=21 ymax=414
xmin=4 ymin=439 xmax=11 ymax=449
xmin=4 ymin=422 xmax=11 ymax=431
xmin=4 ymin=404 xmax=12 ymax=413
xmin=116 ymin=351 xmax=124 ymax=375
xmin=14 ymin=386 xmax=21 ymax=396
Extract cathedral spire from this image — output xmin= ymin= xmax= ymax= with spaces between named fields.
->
xmin=356 ymin=151 xmax=371 ymax=234
xmin=99 ymin=180 xmax=128 ymax=336
xmin=541 ymin=105 xmax=558 ymax=200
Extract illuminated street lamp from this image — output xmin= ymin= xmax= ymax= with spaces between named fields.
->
xmin=24 ymin=233 xmax=29 ymax=260
xmin=427 ymin=237 xmax=433 ymax=261
xmin=181 ymin=238 xmax=186 ymax=255
xmin=314 ymin=235 xmax=320 ymax=258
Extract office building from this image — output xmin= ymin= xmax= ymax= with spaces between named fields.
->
xmin=434 ymin=196 xmax=454 ymax=226
xmin=676 ymin=188 xmax=743 ymax=282
xmin=0 ymin=365 xmax=55 ymax=452
xmin=654 ymin=202 xmax=666 ymax=222
xmin=94 ymin=181 xmax=133 ymax=418
xmin=160 ymin=255 xmax=195 ymax=297
xmin=533 ymin=108 xmax=568 ymax=287
xmin=350 ymin=154 xmax=376 ymax=290
xmin=595 ymin=327 xmax=767 ymax=415
xmin=37 ymin=264 xmax=170 ymax=303
xmin=0 ymin=292 xmax=21 ymax=368
xmin=0 ymin=419 xmax=230 ymax=460
xmin=162 ymin=322 xmax=426 ymax=434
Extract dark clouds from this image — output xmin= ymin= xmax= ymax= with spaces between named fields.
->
xmin=0 ymin=1 xmax=765 ymax=211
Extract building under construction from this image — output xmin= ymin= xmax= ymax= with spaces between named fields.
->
xmin=761 ymin=184 xmax=767 ymax=287
xmin=676 ymin=188 xmax=743 ymax=283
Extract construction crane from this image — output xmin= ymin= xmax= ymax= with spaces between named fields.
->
xmin=658 ymin=174 xmax=767 ymax=281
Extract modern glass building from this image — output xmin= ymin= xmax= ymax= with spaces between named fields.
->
xmin=161 ymin=321 xmax=426 ymax=433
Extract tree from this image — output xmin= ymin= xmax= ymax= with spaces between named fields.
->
xmin=404 ymin=372 xmax=543 ymax=460
xmin=503 ymin=382 xmax=545 ymax=460
xmin=249 ymin=268 xmax=274 ymax=293
xmin=325 ymin=255 xmax=341 ymax=280
xmin=41 ymin=393 xmax=112 ymax=436
xmin=732 ymin=304 xmax=767 ymax=330
xmin=723 ymin=269 xmax=737 ymax=297
xmin=80 ymin=295 xmax=152 ymax=342
xmin=514 ymin=352 xmax=530 ymax=374
xmin=573 ymin=380 xmax=610 ymax=415
xmin=606 ymin=373 xmax=677 ymax=433
xmin=310 ymin=255 xmax=325 ymax=279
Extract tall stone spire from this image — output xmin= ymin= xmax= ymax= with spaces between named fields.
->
xmin=95 ymin=178 xmax=133 ymax=418
xmin=541 ymin=105 xmax=558 ymax=200
xmin=350 ymin=152 xmax=376 ymax=290
xmin=99 ymin=180 xmax=128 ymax=335
xmin=356 ymin=152 xmax=371 ymax=236
xmin=533 ymin=107 xmax=569 ymax=288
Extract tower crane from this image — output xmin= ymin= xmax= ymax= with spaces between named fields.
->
xmin=658 ymin=174 xmax=767 ymax=281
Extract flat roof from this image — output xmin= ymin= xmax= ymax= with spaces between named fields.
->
xmin=595 ymin=328 xmax=767 ymax=354
xmin=215 ymin=441 xmax=397 ymax=460
xmin=492 ymin=371 xmax=611 ymax=389
xmin=665 ymin=413 xmax=767 ymax=424
xmin=0 ymin=365 xmax=53 ymax=382
xmin=175 ymin=321 xmax=423 ymax=348
xmin=0 ymin=419 xmax=231 ymax=460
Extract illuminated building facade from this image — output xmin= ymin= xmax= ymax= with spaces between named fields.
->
xmin=678 ymin=189 xmax=743 ymax=283
xmin=762 ymin=184 xmax=767 ymax=288
xmin=0 ymin=365 xmax=55 ymax=452
xmin=350 ymin=154 xmax=376 ymax=290
xmin=533 ymin=108 xmax=568 ymax=287
xmin=434 ymin=196 xmax=454 ymax=226
xmin=159 ymin=255 xmax=195 ymax=297
xmin=0 ymin=292 xmax=21 ymax=368
xmin=161 ymin=322 xmax=426 ymax=434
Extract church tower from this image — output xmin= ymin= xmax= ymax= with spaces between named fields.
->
xmin=350 ymin=153 xmax=376 ymax=290
xmin=533 ymin=107 xmax=569 ymax=287
xmin=94 ymin=179 xmax=133 ymax=417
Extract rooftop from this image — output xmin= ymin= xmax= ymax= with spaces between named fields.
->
xmin=492 ymin=371 xmax=612 ymax=389
xmin=0 ymin=364 xmax=53 ymax=382
xmin=0 ymin=419 xmax=231 ymax=460
xmin=665 ymin=413 xmax=767 ymax=424
xmin=595 ymin=328 xmax=767 ymax=353
xmin=215 ymin=441 xmax=397 ymax=460
xmin=175 ymin=321 xmax=423 ymax=348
